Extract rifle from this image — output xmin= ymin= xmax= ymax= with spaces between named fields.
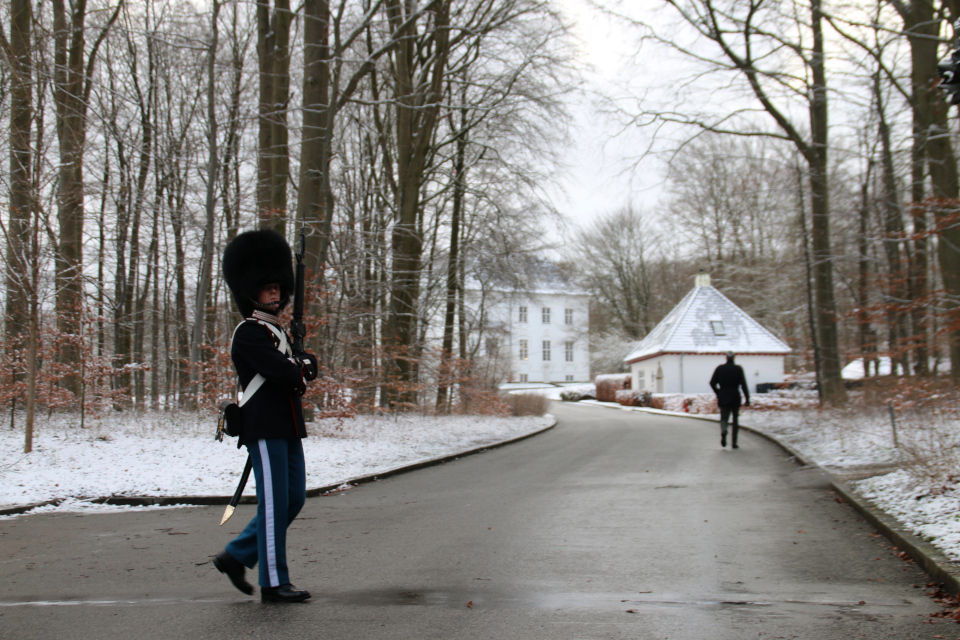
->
xmin=291 ymin=223 xmax=307 ymax=357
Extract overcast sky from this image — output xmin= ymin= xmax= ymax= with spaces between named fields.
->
xmin=546 ymin=0 xmax=669 ymax=248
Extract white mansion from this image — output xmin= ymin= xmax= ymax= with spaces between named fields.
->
xmin=468 ymin=281 xmax=591 ymax=384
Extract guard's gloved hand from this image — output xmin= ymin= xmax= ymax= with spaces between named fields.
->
xmin=298 ymin=352 xmax=319 ymax=381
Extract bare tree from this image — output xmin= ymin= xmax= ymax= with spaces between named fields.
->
xmin=51 ymin=0 xmax=121 ymax=397
xmin=3 ymin=0 xmax=33 ymax=343
xmin=572 ymin=206 xmax=656 ymax=340
xmin=601 ymin=0 xmax=846 ymax=401
xmin=381 ymin=0 xmax=452 ymax=407
xmin=190 ymin=0 xmax=222 ymax=397
xmin=256 ymin=0 xmax=292 ymax=228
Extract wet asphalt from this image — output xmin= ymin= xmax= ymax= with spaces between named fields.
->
xmin=0 ymin=402 xmax=950 ymax=639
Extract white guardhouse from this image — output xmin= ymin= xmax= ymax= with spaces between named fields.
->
xmin=624 ymin=273 xmax=790 ymax=394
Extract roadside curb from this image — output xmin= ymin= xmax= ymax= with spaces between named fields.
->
xmin=575 ymin=400 xmax=960 ymax=595
xmin=0 ymin=416 xmax=558 ymax=518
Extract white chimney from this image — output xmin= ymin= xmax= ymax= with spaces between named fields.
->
xmin=695 ymin=272 xmax=711 ymax=287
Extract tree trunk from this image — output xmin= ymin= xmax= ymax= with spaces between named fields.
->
xmin=298 ymin=0 xmax=333 ymax=363
xmin=899 ymin=0 xmax=960 ymax=379
xmin=807 ymin=0 xmax=845 ymax=402
xmin=875 ymin=70 xmax=911 ymax=375
xmin=298 ymin=0 xmax=331 ymax=236
xmin=897 ymin=0 xmax=938 ymax=376
xmin=857 ymin=162 xmax=877 ymax=376
xmin=257 ymin=0 xmax=292 ymax=231
xmin=51 ymin=0 xmax=120 ymax=398
xmin=191 ymin=0 xmax=221 ymax=401
xmin=385 ymin=0 xmax=451 ymax=408
xmin=437 ymin=115 xmax=467 ymax=411
xmin=6 ymin=0 xmax=32 ymax=345
xmin=52 ymin=0 xmax=89 ymax=398
xmin=796 ymin=161 xmax=822 ymax=400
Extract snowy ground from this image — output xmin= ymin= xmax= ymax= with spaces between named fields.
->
xmin=744 ymin=399 xmax=960 ymax=562
xmin=0 ymin=411 xmax=552 ymax=518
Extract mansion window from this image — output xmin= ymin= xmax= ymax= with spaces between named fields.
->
xmin=520 ymin=374 xmax=528 ymax=382
xmin=542 ymin=307 xmax=551 ymax=324
xmin=519 ymin=339 xmax=528 ymax=361
xmin=542 ymin=340 xmax=551 ymax=361
xmin=519 ymin=306 xmax=527 ymax=323
xmin=565 ymin=308 xmax=574 ymax=325
xmin=565 ymin=341 xmax=574 ymax=362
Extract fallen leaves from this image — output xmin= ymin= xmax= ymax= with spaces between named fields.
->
xmin=925 ymin=585 xmax=960 ymax=624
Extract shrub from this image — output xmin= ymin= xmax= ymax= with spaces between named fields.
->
xmin=560 ymin=390 xmax=584 ymax=402
xmin=652 ymin=394 xmax=718 ymax=414
xmin=616 ymin=389 xmax=652 ymax=407
xmin=595 ymin=373 xmax=631 ymax=402
xmin=503 ymin=392 xmax=551 ymax=416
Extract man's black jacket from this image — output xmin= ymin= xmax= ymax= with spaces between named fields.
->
xmin=231 ymin=319 xmax=317 ymax=446
xmin=709 ymin=361 xmax=750 ymax=408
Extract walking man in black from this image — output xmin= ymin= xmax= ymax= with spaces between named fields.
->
xmin=709 ymin=351 xmax=750 ymax=449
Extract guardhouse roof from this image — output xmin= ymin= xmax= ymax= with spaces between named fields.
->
xmin=624 ymin=273 xmax=790 ymax=364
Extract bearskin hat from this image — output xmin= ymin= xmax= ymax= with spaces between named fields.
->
xmin=222 ymin=228 xmax=295 ymax=318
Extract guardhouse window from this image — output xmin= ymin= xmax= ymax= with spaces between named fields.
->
xmin=711 ymin=320 xmax=726 ymax=336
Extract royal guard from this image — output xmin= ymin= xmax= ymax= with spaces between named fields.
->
xmin=213 ymin=228 xmax=318 ymax=603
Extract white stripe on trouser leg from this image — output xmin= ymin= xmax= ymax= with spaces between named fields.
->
xmin=258 ymin=439 xmax=281 ymax=587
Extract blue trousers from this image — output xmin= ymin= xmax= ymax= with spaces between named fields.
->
xmin=225 ymin=438 xmax=306 ymax=587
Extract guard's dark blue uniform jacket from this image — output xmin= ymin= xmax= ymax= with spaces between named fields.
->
xmin=231 ymin=318 xmax=317 ymax=446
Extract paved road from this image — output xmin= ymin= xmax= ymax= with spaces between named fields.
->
xmin=0 ymin=403 xmax=949 ymax=639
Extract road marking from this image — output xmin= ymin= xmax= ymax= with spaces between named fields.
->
xmin=0 ymin=597 xmax=242 ymax=607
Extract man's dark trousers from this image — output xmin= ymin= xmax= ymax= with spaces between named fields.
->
xmin=719 ymin=406 xmax=740 ymax=446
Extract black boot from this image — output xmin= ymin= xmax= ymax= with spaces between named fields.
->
xmin=720 ymin=432 xmax=727 ymax=447
xmin=261 ymin=583 xmax=312 ymax=603
xmin=213 ymin=550 xmax=254 ymax=595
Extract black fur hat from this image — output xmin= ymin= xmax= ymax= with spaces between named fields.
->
xmin=222 ymin=228 xmax=295 ymax=318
